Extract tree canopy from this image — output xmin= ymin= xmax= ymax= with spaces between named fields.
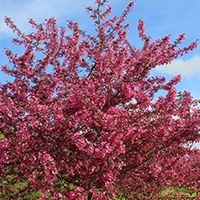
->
xmin=0 ymin=0 xmax=199 ymax=199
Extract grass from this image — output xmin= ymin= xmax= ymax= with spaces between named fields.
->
xmin=160 ymin=187 xmax=199 ymax=199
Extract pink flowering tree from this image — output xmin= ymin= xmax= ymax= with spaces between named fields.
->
xmin=0 ymin=0 xmax=199 ymax=199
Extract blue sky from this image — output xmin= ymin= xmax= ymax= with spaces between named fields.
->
xmin=0 ymin=0 xmax=200 ymax=99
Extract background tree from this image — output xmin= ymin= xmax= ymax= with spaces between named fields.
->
xmin=0 ymin=0 xmax=199 ymax=199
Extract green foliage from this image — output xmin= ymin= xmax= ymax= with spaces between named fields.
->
xmin=0 ymin=132 xmax=4 ymax=140
xmin=0 ymin=176 xmax=42 ymax=199
xmin=160 ymin=187 xmax=199 ymax=199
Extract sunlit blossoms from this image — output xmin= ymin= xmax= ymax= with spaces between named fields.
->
xmin=0 ymin=0 xmax=199 ymax=199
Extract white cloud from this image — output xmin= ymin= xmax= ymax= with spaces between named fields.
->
xmin=0 ymin=0 xmax=94 ymax=36
xmin=155 ymin=55 xmax=200 ymax=78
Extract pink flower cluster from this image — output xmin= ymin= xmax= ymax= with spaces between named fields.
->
xmin=0 ymin=0 xmax=199 ymax=199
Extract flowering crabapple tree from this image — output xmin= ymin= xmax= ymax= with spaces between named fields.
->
xmin=0 ymin=0 xmax=200 ymax=199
